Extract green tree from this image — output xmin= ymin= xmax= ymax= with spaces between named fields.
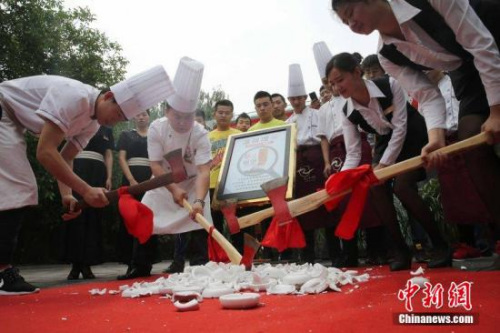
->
xmin=0 ymin=0 xmax=128 ymax=86
xmin=0 ymin=0 xmax=129 ymax=263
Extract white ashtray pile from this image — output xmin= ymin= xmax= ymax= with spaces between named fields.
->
xmin=101 ymin=262 xmax=370 ymax=312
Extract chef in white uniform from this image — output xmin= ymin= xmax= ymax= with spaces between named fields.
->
xmin=0 ymin=66 xmax=174 ymax=295
xmin=142 ymin=57 xmax=212 ymax=270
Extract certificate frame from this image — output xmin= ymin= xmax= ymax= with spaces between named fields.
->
xmin=214 ymin=124 xmax=296 ymax=206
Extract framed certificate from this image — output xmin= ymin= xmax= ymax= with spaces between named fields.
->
xmin=214 ymin=124 xmax=296 ymax=206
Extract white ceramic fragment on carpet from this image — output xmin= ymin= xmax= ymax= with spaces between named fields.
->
xmin=409 ymin=276 xmax=429 ymax=288
xmin=267 ymin=284 xmax=296 ymax=295
xmin=410 ymin=266 xmax=425 ymax=276
xmin=300 ymin=278 xmax=328 ymax=294
xmin=220 ymin=293 xmax=260 ymax=309
xmin=174 ymin=299 xmax=200 ymax=312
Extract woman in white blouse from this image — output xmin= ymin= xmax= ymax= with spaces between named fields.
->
xmin=330 ymin=0 xmax=500 ymax=250
xmin=326 ymin=52 xmax=449 ymax=271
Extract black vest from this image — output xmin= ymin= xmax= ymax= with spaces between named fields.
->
xmin=342 ymin=76 xmax=394 ymax=135
xmin=343 ymin=76 xmax=428 ymax=163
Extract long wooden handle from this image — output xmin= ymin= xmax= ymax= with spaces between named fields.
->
xmin=73 ymin=170 xmax=188 ymax=211
xmin=182 ymin=199 xmax=242 ymax=265
xmin=238 ymin=132 xmax=489 ymax=229
xmin=73 ymin=148 xmax=187 ymax=211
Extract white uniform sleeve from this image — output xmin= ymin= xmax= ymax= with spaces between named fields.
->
xmin=379 ymin=51 xmax=446 ymax=131
xmin=379 ymin=78 xmax=408 ymax=166
xmin=430 ymin=0 xmax=500 ymax=106
xmin=316 ymin=104 xmax=328 ymax=138
xmin=35 ymin=84 xmax=99 ymax=151
xmin=340 ymin=109 xmax=362 ymax=171
xmin=147 ymin=120 xmax=165 ymax=162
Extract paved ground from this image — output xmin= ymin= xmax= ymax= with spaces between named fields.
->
xmin=17 ymin=261 xmax=174 ymax=289
xmin=17 ymin=255 xmax=497 ymax=289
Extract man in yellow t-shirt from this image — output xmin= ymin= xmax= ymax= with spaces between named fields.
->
xmin=249 ymin=91 xmax=285 ymax=131
xmin=208 ymin=100 xmax=240 ymax=235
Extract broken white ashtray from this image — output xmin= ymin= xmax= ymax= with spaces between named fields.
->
xmin=219 ymin=293 xmax=260 ymax=309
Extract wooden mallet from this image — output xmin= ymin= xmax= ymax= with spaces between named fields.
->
xmin=182 ymin=199 xmax=243 ymax=265
xmin=71 ymin=148 xmax=187 ymax=212
xmin=236 ymin=132 xmax=490 ymax=229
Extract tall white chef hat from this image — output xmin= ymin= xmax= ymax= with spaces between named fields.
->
xmin=167 ymin=57 xmax=204 ymax=113
xmin=313 ymin=41 xmax=333 ymax=80
xmin=111 ymin=65 xmax=174 ymax=120
xmin=287 ymin=64 xmax=307 ymax=98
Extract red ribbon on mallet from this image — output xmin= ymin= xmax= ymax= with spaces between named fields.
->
xmin=324 ymin=164 xmax=378 ymax=240
xmin=117 ymin=187 xmax=153 ymax=244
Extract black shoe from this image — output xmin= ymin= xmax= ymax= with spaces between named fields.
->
xmin=67 ymin=264 xmax=81 ymax=280
xmin=0 ymin=267 xmax=39 ymax=295
xmin=390 ymin=251 xmax=412 ymax=271
xmin=163 ymin=262 xmax=184 ymax=274
xmin=117 ymin=266 xmax=151 ymax=280
xmin=81 ymin=265 xmax=95 ymax=280
xmin=427 ymin=248 xmax=452 ymax=269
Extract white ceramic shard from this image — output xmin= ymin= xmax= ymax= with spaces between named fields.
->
xmin=353 ymin=273 xmax=370 ymax=283
xmin=219 ymin=293 xmax=260 ymax=309
xmin=300 ymin=278 xmax=328 ymax=294
xmin=282 ymin=273 xmax=310 ymax=286
xmin=89 ymin=288 xmax=107 ymax=296
xmin=248 ymin=281 xmax=274 ymax=292
xmin=267 ymin=284 xmax=296 ymax=295
xmin=202 ymin=286 xmax=234 ymax=299
xmin=328 ymin=282 xmax=342 ymax=292
xmin=172 ymin=291 xmax=203 ymax=303
xmin=410 ymin=266 xmax=425 ymax=276
xmin=409 ymin=276 xmax=429 ymax=288
xmin=174 ymin=299 xmax=200 ymax=312
xmin=172 ymin=285 xmax=203 ymax=295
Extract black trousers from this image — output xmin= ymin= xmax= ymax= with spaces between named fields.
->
xmin=0 ymin=207 xmax=26 ymax=264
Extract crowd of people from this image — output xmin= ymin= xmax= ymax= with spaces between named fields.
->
xmin=1 ymin=0 xmax=499 ymax=296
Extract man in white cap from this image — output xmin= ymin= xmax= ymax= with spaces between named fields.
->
xmin=0 ymin=65 xmax=174 ymax=295
xmin=141 ymin=57 xmax=212 ymax=274
xmin=285 ymin=63 xmax=325 ymax=264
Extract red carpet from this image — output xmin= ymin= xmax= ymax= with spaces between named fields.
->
xmin=1 ymin=266 xmax=498 ymax=333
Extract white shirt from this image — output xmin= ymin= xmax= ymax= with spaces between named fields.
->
xmin=148 ymin=117 xmax=211 ymax=176
xmin=341 ymin=78 xmax=408 ymax=170
xmin=437 ymin=74 xmax=459 ymax=134
xmin=378 ymin=0 xmax=500 ymax=130
xmin=286 ymin=106 xmax=321 ymax=146
xmin=316 ymin=96 xmax=344 ymax=142
xmin=0 ymin=75 xmax=101 ymax=150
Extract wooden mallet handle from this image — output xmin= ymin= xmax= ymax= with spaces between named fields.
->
xmin=238 ymin=132 xmax=489 ymax=229
xmin=73 ymin=148 xmax=187 ymax=211
xmin=182 ymin=199 xmax=243 ymax=265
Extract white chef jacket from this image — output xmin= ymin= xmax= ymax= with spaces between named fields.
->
xmin=378 ymin=0 xmax=500 ymax=131
xmin=341 ymin=78 xmax=408 ymax=170
xmin=141 ymin=117 xmax=213 ymax=234
xmin=316 ymin=96 xmax=345 ymax=142
xmin=0 ymin=75 xmax=100 ymax=210
xmin=286 ymin=106 xmax=321 ymax=146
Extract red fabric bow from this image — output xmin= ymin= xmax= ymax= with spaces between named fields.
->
xmin=117 ymin=187 xmax=153 ymax=244
xmin=261 ymin=181 xmax=306 ymax=252
xmin=324 ymin=164 xmax=378 ymax=240
xmin=207 ymin=226 xmax=230 ymax=263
